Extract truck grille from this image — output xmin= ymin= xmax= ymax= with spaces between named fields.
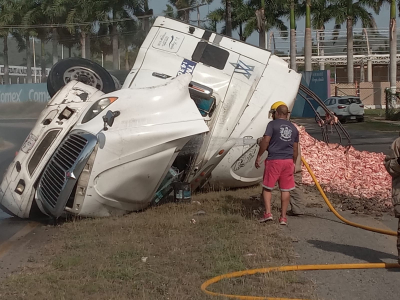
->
xmin=28 ymin=129 xmax=61 ymax=176
xmin=38 ymin=134 xmax=88 ymax=209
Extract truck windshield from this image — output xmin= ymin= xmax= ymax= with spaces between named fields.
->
xmin=192 ymin=42 xmax=229 ymax=70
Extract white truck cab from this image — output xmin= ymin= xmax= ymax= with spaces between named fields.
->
xmin=0 ymin=17 xmax=301 ymax=219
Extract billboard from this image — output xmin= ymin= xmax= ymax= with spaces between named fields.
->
xmin=291 ymin=70 xmax=331 ymax=118
xmin=0 ymin=83 xmax=50 ymax=103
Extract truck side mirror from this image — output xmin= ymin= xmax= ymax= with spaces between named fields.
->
xmin=102 ymin=110 xmax=120 ymax=131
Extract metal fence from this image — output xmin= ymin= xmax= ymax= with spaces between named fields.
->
xmin=0 ymin=26 xmax=398 ymax=85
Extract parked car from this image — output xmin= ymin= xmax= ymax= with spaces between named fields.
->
xmin=316 ymin=96 xmax=364 ymax=123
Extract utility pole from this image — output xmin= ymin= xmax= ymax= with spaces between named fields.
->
xmin=289 ymin=0 xmax=297 ymax=71
xmin=389 ymin=0 xmax=397 ymax=106
xmin=197 ymin=5 xmax=200 ymax=27
xmin=304 ymin=0 xmax=312 ymax=71
xmin=226 ymin=0 xmax=232 ymax=37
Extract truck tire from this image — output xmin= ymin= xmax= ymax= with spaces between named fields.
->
xmin=47 ymin=58 xmax=116 ymax=97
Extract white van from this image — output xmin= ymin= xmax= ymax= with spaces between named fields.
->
xmin=0 ymin=17 xmax=301 ymax=219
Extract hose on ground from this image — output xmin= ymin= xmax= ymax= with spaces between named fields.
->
xmin=301 ymin=157 xmax=398 ymax=237
xmin=201 ymin=156 xmax=400 ymax=300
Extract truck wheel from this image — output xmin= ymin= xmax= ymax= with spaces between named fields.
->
xmin=47 ymin=58 xmax=116 ymax=97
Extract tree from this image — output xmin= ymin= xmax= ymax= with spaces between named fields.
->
xmin=289 ymin=1 xmax=297 ymax=70
xmin=208 ymin=0 xmax=255 ymax=41
xmin=249 ymin=0 xmax=287 ymax=49
xmin=165 ymin=0 xmax=213 ymax=24
xmin=15 ymin=0 xmax=36 ymax=83
xmin=309 ymin=0 xmax=337 ymax=70
xmin=118 ymin=11 xmax=145 ymax=70
xmin=296 ymin=0 xmax=337 ymax=70
xmin=24 ymin=0 xmax=52 ymax=82
xmin=105 ymin=0 xmax=145 ymax=70
xmin=57 ymin=27 xmax=80 ymax=58
xmin=304 ymin=0 xmax=311 ymax=71
xmin=0 ymin=0 xmax=20 ymax=84
xmin=226 ymin=0 xmax=232 ymax=36
xmin=389 ymin=0 xmax=396 ymax=102
xmin=329 ymin=0 xmax=381 ymax=83
xmin=66 ymin=0 xmax=107 ymax=60
xmin=40 ymin=0 xmax=71 ymax=65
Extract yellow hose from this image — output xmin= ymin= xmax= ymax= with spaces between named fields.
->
xmin=201 ymin=156 xmax=400 ymax=300
xmin=301 ymin=157 xmax=398 ymax=237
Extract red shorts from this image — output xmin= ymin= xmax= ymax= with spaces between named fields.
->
xmin=263 ymin=159 xmax=295 ymax=191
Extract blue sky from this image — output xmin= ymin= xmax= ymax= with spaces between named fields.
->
xmin=148 ymin=0 xmax=395 ymax=53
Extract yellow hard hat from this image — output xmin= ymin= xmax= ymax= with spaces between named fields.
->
xmin=270 ymin=101 xmax=287 ymax=111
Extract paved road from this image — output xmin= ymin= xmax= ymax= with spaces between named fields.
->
xmin=288 ymin=118 xmax=400 ymax=299
xmin=0 ymin=121 xmax=35 ymax=233
xmin=286 ymin=208 xmax=400 ymax=300
xmin=294 ymin=118 xmax=398 ymax=155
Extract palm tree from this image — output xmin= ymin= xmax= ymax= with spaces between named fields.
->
xmin=226 ymin=0 xmax=232 ymax=36
xmin=289 ymin=0 xmax=297 ymax=71
xmin=304 ymin=0 xmax=311 ymax=71
xmin=296 ymin=0 xmax=337 ymax=71
xmin=165 ymin=0 xmax=214 ymax=24
xmin=24 ymin=0 xmax=52 ymax=82
xmin=208 ymin=0 xmax=255 ymax=42
xmin=118 ymin=10 xmax=145 ymax=70
xmin=330 ymin=0 xmax=381 ymax=83
xmin=106 ymin=0 xmax=146 ymax=70
xmin=389 ymin=0 xmax=396 ymax=101
xmin=40 ymin=0 xmax=71 ymax=65
xmin=248 ymin=0 xmax=288 ymax=48
xmin=167 ymin=0 xmax=197 ymax=23
xmin=66 ymin=1 xmax=107 ymax=60
xmin=309 ymin=0 xmax=337 ymax=70
xmin=0 ymin=0 xmax=20 ymax=84
xmin=57 ymin=27 xmax=80 ymax=58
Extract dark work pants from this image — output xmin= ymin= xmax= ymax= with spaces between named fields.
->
xmin=290 ymin=172 xmax=305 ymax=214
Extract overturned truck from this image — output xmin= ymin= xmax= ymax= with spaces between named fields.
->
xmin=0 ymin=17 xmax=302 ymax=219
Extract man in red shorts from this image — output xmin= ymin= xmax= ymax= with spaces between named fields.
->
xmin=255 ymin=101 xmax=299 ymax=225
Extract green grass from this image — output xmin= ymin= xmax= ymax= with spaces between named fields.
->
xmin=0 ymin=102 xmax=46 ymax=119
xmin=347 ymin=118 xmax=400 ymax=132
xmin=0 ymin=187 xmax=316 ymax=300
xmin=364 ymin=108 xmax=386 ymax=117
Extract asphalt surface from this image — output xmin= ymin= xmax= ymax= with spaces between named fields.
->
xmin=0 ymin=121 xmax=36 ymax=240
xmin=290 ymin=118 xmax=400 ymax=300
xmin=286 ymin=209 xmax=400 ymax=300
xmin=294 ymin=118 xmax=398 ymax=155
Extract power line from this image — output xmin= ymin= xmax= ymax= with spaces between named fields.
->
xmin=0 ymin=3 xmax=208 ymax=30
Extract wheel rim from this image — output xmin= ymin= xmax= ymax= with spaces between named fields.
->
xmin=63 ymin=67 xmax=104 ymax=90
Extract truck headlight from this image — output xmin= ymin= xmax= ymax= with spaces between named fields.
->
xmin=82 ymin=97 xmax=118 ymax=124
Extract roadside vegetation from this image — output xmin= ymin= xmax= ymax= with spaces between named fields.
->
xmin=349 ymin=120 xmax=400 ymax=132
xmin=0 ymin=187 xmax=316 ymax=300
xmin=364 ymin=108 xmax=386 ymax=117
xmin=350 ymin=109 xmax=400 ymax=132
xmin=0 ymin=102 xmax=46 ymax=119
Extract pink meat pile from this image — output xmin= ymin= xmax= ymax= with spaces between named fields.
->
xmin=296 ymin=124 xmax=393 ymax=207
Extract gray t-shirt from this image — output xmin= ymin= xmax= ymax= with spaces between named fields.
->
xmin=264 ymin=119 xmax=299 ymax=160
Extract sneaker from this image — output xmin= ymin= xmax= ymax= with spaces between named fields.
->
xmin=279 ymin=217 xmax=288 ymax=225
xmin=259 ymin=212 xmax=273 ymax=223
